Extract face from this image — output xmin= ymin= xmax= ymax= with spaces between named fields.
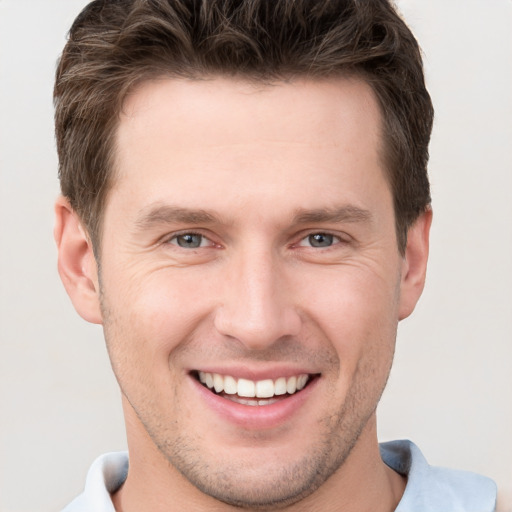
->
xmin=91 ymin=77 xmax=416 ymax=507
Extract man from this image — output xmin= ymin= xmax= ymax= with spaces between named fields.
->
xmin=54 ymin=0 xmax=496 ymax=510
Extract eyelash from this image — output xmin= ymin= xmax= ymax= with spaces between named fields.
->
xmin=296 ymin=232 xmax=344 ymax=249
xmin=165 ymin=231 xmax=347 ymax=250
xmin=167 ymin=231 xmax=216 ymax=249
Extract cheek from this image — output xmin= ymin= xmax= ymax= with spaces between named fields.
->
xmin=100 ymin=268 xmax=215 ymax=385
xmin=297 ymin=265 xmax=399 ymax=371
xmin=300 ymin=263 xmax=399 ymax=329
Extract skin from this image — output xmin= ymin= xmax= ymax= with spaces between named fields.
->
xmin=55 ymin=77 xmax=431 ymax=511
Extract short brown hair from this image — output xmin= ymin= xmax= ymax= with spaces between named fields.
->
xmin=54 ymin=0 xmax=433 ymax=254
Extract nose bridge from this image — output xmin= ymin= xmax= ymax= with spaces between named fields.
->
xmin=214 ymin=242 xmax=300 ymax=349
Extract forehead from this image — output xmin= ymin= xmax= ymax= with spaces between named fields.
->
xmin=118 ymin=75 xmax=382 ymax=155
xmin=109 ymin=76 xmax=389 ymax=226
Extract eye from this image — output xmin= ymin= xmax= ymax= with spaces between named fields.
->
xmin=169 ymin=233 xmax=211 ymax=249
xmin=299 ymin=233 xmax=339 ymax=248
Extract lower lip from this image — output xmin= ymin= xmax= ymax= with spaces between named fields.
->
xmin=190 ymin=375 xmax=319 ymax=430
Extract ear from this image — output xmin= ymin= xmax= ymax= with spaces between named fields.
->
xmin=54 ymin=196 xmax=102 ymax=324
xmin=398 ymin=208 xmax=432 ymax=320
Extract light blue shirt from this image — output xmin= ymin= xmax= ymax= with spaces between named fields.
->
xmin=380 ymin=440 xmax=496 ymax=511
xmin=63 ymin=440 xmax=496 ymax=511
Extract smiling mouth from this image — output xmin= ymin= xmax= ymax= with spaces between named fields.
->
xmin=193 ymin=371 xmax=317 ymax=406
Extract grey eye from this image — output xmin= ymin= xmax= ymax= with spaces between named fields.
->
xmin=175 ymin=233 xmax=204 ymax=248
xmin=308 ymin=233 xmax=334 ymax=247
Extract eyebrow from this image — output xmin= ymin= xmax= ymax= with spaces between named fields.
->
xmin=134 ymin=203 xmax=373 ymax=231
xmin=292 ymin=205 xmax=373 ymax=225
xmin=134 ymin=204 xmax=220 ymax=230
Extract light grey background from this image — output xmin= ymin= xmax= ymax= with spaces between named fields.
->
xmin=1 ymin=1 xmax=511 ymax=511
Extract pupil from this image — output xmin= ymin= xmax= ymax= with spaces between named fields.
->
xmin=178 ymin=234 xmax=201 ymax=248
xmin=309 ymin=233 xmax=333 ymax=247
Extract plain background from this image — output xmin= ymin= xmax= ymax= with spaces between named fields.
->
xmin=0 ymin=1 xmax=511 ymax=511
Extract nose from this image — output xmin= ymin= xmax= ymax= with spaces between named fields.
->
xmin=213 ymin=247 xmax=302 ymax=350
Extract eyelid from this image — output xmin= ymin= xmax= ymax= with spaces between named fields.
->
xmin=298 ymin=233 xmax=340 ymax=248
xmin=160 ymin=229 xmax=351 ymax=250
xmin=164 ymin=230 xmax=218 ymax=248
xmin=294 ymin=230 xmax=350 ymax=247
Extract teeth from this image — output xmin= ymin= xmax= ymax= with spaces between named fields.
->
xmin=297 ymin=374 xmax=308 ymax=390
xmin=256 ymin=379 xmax=274 ymax=398
xmin=274 ymin=377 xmax=287 ymax=395
xmin=197 ymin=372 xmax=310 ymax=399
xmin=237 ymin=378 xmax=256 ymax=397
xmin=224 ymin=375 xmax=237 ymax=395
xmin=213 ymin=373 xmax=224 ymax=393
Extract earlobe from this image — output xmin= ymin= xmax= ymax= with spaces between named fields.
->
xmin=398 ymin=208 xmax=432 ymax=320
xmin=54 ymin=196 xmax=103 ymax=324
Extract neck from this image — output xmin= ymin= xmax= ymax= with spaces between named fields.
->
xmin=112 ymin=405 xmax=405 ymax=512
